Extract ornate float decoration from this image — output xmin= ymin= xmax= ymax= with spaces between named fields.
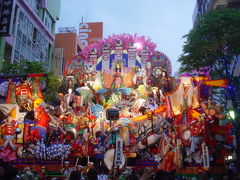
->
xmin=0 ymin=34 xmax=234 ymax=179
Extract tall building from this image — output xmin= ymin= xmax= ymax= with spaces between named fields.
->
xmin=54 ymin=27 xmax=84 ymax=76
xmin=193 ymin=0 xmax=240 ymax=26
xmin=0 ymin=0 xmax=61 ymax=70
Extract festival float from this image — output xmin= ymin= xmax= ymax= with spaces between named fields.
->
xmin=0 ymin=34 xmax=234 ymax=178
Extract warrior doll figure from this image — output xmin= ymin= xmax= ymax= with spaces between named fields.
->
xmin=111 ymin=62 xmax=124 ymax=88
xmin=168 ymin=75 xmax=199 ymax=125
xmin=30 ymin=98 xmax=50 ymax=142
xmin=0 ymin=108 xmax=18 ymax=151
xmin=15 ymin=78 xmax=33 ymax=111
xmin=132 ymin=66 xmax=147 ymax=87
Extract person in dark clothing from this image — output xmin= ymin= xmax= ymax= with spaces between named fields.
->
xmin=6 ymin=166 xmax=18 ymax=180
xmin=153 ymin=170 xmax=175 ymax=180
xmin=86 ymin=162 xmax=97 ymax=180
xmin=0 ymin=161 xmax=7 ymax=180
xmin=69 ymin=170 xmax=84 ymax=180
xmin=126 ymin=174 xmax=138 ymax=180
xmin=0 ymin=160 xmax=18 ymax=180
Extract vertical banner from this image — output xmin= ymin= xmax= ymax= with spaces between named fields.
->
xmin=202 ymin=142 xmax=210 ymax=168
xmin=0 ymin=0 xmax=15 ymax=36
xmin=114 ymin=137 xmax=123 ymax=166
xmin=79 ymin=22 xmax=103 ymax=47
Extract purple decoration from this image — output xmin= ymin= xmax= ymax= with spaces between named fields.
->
xmin=180 ymin=72 xmax=193 ymax=77
xmin=82 ymin=33 xmax=157 ymax=57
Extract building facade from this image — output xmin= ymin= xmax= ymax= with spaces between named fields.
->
xmin=52 ymin=47 xmax=63 ymax=77
xmin=54 ymin=28 xmax=84 ymax=75
xmin=0 ymin=0 xmax=61 ymax=70
xmin=193 ymin=0 xmax=240 ymax=25
xmin=79 ymin=22 xmax=103 ymax=47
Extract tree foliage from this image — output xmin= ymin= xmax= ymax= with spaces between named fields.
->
xmin=1 ymin=60 xmax=48 ymax=74
xmin=178 ymin=8 xmax=240 ymax=117
xmin=179 ymin=8 xmax=240 ymax=74
xmin=0 ymin=60 xmax=60 ymax=103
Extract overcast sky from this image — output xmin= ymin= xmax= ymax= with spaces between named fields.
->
xmin=56 ymin=0 xmax=196 ymax=74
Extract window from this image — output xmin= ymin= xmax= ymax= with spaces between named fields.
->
xmin=18 ymin=12 xmax=26 ymax=34
xmin=27 ymin=0 xmax=40 ymax=16
xmin=28 ymin=22 xmax=34 ymax=40
xmin=20 ymin=43 xmax=26 ymax=56
xmin=31 ymin=52 xmax=35 ymax=61
xmin=15 ymin=39 xmax=21 ymax=51
xmin=14 ymin=9 xmax=53 ymax=64
xmin=26 ymin=48 xmax=31 ymax=61
xmin=27 ymin=40 xmax=31 ymax=48
xmin=14 ymin=50 xmax=19 ymax=60
xmin=17 ymin=29 xmax=22 ymax=39
xmin=22 ymin=34 xmax=27 ymax=44
xmin=43 ymin=11 xmax=53 ymax=31
xmin=36 ymin=50 xmax=40 ymax=59
xmin=23 ymin=16 xmax=28 ymax=35
xmin=20 ymin=55 xmax=25 ymax=61
xmin=33 ymin=27 xmax=37 ymax=43
xmin=18 ymin=12 xmax=24 ymax=29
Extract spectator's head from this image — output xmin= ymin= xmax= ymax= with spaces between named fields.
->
xmin=77 ymin=165 xmax=82 ymax=172
xmin=153 ymin=170 xmax=174 ymax=180
xmin=88 ymin=162 xmax=94 ymax=168
xmin=64 ymin=161 xmax=70 ymax=168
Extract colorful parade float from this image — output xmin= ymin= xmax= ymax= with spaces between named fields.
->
xmin=0 ymin=34 xmax=234 ymax=179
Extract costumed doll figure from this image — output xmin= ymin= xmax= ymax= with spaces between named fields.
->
xmin=0 ymin=108 xmax=18 ymax=151
xmin=65 ymin=77 xmax=76 ymax=94
xmin=168 ymin=74 xmax=199 ymax=125
xmin=189 ymin=119 xmax=204 ymax=154
xmin=137 ymin=113 xmax=161 ymax=150
xmin=15 ymin=78 xmax=33 ymax=111
xmin=146 ymin=87 xmax=161 ymax=110
xmin=30 ymin=98 xmax=50 ymax=142
xmin=159 ymin=128 xmax=183 ymax=172
xmin=111 ymin=62 xmax=124 ymax=89
xmin=63 ymin=88 xmax=75 ymax=111
xmin=132 ymin=66 xmax=147 ymax=87
xmin=159 ymin=68 xmax=173 ymax=95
